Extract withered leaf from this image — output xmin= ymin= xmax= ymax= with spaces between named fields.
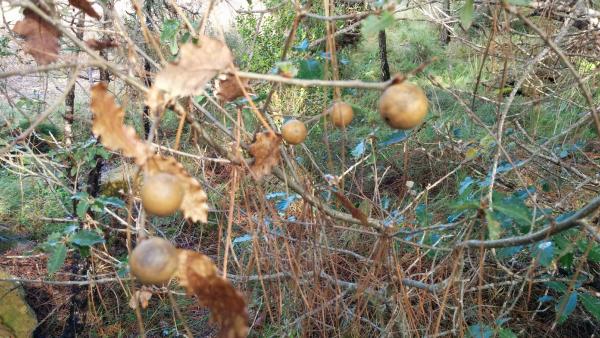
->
xmin=13 ymin=9 xmax=60 ymax=65
xmin=145 ymin=155 xmax=209 ymax=223
xmin=177 ymin=250 xmax=248 ymax=338
xmin=215 ymin=74 xmax=250 ymax=103
xmin=68 ymin=0 xmax=100 ymax=19
xmin=248 ymin=131 xmax=281 ymax=180
xmin=85 ymin=38 xmax=118 ymax=51
xmin=147 ymin=36 xmax=233 ymax=110
xmin=128 ymin=289 xmax=152 ymax=309
xmin=90 ymin=82 xmax=151 ymax=165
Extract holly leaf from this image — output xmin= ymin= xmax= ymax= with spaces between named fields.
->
xmin=69 ymin=230 xmax=105 ymax=247
xmin=581 ymin=293 xmax=600 ymax=322
xmin=556 ymin=291 xmax=578 ymax=323
xmin=90 ymin=82 xmax=152 ymax=166
xmin=13 ymin=8 xmax=61 ymax=65
xmin=160 ymin=19 xmax=180 ymax=43
xmin=48 ymin=243 xmax=67 ymax=275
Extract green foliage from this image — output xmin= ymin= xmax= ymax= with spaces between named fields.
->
xmin=361 ymin=11 xmax=395 ymax=36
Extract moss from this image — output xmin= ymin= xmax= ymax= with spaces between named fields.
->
xmin=0 ymin=269 xmax=38 ymax=338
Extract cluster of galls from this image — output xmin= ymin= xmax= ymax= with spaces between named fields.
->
xmin=281 ymin=81 xmax=429 ymax=145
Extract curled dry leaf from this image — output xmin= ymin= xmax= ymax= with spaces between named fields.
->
xmin=145 ymin=155 xmax=209 ymax=223
xmin=215 ymin=74 xmax=251 ymax=103
xmin=248 ymin=131 xmax=281 ymax=180
xmin=146 ymin=36 xmax=233 ymax=110
xmin=90 ymin=82 xmax=151 ymax=166
xmin=68 ymin=0 xmax=100 ymax=19
xmin=128 ymin=289 xmax=153 ymax=310
xmin=12 ymin=8 xmax=60 ymax=65
xmin=85 ymin=38 xmax=118 ymax=51
xmin=177 ymin=250 xmax=248 ymax=338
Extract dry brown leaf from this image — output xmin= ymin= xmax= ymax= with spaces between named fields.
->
xmin=12 ymin=8 xmax=60 ymax=65
xmin=85 ymin=38 xmax=118 ymax=50
xmin=68 ymin=0 xmax=100 ymax=19
xmin=145 ymin=155 xmax=209 ymax=223
xmin=147 ymin=36 xmax=233 ymax=110
xmin=176 ymin=250 xmax=248 ymax=338
xmin=90 ymin=82 xmax=151 ymax=166
xmin=215 ymin=74 xmax=250 ymax=103
xmin=248 ymin=131 xmax=281 ymax=180
xmin=128 ymin=289 xmax=152 ymax=309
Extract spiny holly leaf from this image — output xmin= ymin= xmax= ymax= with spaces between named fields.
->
xmin=85 ymin=38 xmax=118 ymax=50
xmin=248 ymin=131 xmax=281 ymax=180
xmin=215 ymin=74 xmax=250 ymax=103
xmin=68 ymin=0 xmax=100 ymax=19
xmin=176 ymin=250 xmax=248 ymax=338
xmin=48 ymin=243 xmax=67 ymax=275
xmin=90 ymin=82 xmax=152 ymax=166
xmin=69 ymin=230 xmax=104 ymax=247
xmin=12 ymin=8 xmax=61 ymax=65
xmin=145 ymin=155 xmax=209 ymax=223
xmin=146 ymin=37 xmax=233 ymax=111
xmin=581 ymin=293 xmax=600 ymax=322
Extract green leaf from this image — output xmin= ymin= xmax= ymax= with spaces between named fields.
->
xmin=69 ymin=230 xmax=104 ymax=247
xmin=96 ymin=196 xmax=125 ymax=208
xmin=485 ymin=210 xmax=502 ymax=240
xmin=362 ymin=11 xmax=395 ymax=36
xmin=498 ymin=328 xmax=517 ymax=338
xmin=492 ymin=195 xmax=531 ymax=228
xmin=533 ymin=241 xmax=554 ymax=267
xmin=507 ymin=0 xmax=531 ymax=5
xmin=351 ymin=140 xmax=366 ymax=159
xmin=76 ymin=200 xmax=90 ymax=219
xmin=546 ymin=281 xmax=567 ymax=293
xmin=460 ymin=0 xmax=474 ymax=29
xmin=48 ymin=243 xmax=67 ymax=275
xmin=160 ymin=19 xmax=180 ymax=43
xmin=297 ymin=59 xmax=323 ymax=79
xmin=581 ymin=293 xmax=600 ymax=321
xmin=556 ymin=291 xmax=577 ymax=323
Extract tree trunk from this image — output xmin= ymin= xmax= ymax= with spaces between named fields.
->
xmin=378 ymin=30 xmax=391 ymax=81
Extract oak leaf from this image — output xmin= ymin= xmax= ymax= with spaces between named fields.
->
xmin=85 ymin=38 xmax=118 ymax=50
xmin=145 ymin=155 xmax=209 ymax=223
xmin=146 ymin=36 xmax=233 ymax=110
xmin=176 ymin=250 xmax=248 ymax=338
xmin=12 ymin=9 xmax=60 ymax=65
xmin=128 ymin=289 xmax=152 ymax=309
xmin=215 ymin=74 xmax=251 ymax=103
xmin=90 ymin=82 xmax=151 ymax=165
xmin=248 ymin=131 xmax=281 ymax=180
xmin=68 ymin=0 xmax=100 ymax=19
